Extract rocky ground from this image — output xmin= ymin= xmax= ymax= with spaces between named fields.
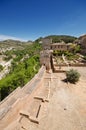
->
xmin=0 ymin=58 xmax=12 ymax=79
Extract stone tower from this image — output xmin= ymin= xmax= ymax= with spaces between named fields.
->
xmin=40 ymin=50 xmax=51 ymax=71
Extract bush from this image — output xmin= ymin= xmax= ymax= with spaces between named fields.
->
xmin=0 ymin=65 xmax=4 ymax=72
xmin=66 ymin=69 xmax=80 ymax=83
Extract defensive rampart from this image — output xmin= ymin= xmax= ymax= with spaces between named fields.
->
xmin=0 ymin=66 xmax=45 ymax=123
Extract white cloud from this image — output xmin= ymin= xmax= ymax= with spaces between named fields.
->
xmin=0 ymin=34 xmax=27 ymax=41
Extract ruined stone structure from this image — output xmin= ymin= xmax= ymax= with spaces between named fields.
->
xmin=41 ymin=38 xmax=52 ymax=50
xmin=40 ymin=50 xmax=52 ymax=71
xmin=41 ymin=39 xmax=72 ymax=51
xmin=74 ymin=34 xmax=86 ymax=54
xmin=50 ymin=43 xmax=71 ymax=51
xmin=40 ymin=39 xmax=72 ymax=71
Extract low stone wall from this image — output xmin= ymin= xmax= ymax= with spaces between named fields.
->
xmin=69 ymin=64 xmax=86 ymax=67
xmin=53 ymin=69 xmax=66 ymax=73
xmin=54 ymin=64 xmax=66 ymax=67
xmin=52 ymin=57 xmax=86 ymax=72
xmin=53 ymin=62 xmax=86 ymax=73
xmin=53 ymin=63 xmax=86 ymax=67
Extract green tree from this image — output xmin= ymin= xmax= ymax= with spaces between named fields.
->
xmin=0 ymin=41 xmax=41 ymax=100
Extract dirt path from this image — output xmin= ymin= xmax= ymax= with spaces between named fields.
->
xmin=29 ymin=72 xmax=84 ymax=130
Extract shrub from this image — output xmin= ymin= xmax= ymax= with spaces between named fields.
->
xmin=0 ymin=65 xmax=4 ymax=72
xmin=66 ymin=69 xmax=80 ymax=83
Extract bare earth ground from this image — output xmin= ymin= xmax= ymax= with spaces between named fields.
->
xmin=0 ymin=67 xmax=86 ymax=130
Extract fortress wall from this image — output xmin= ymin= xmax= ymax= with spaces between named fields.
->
xmin=0 ymin=66 xmax=45 ymax=108
xmin=21 ymin=65 xmax=45 ymax=94
xmin=0 ymin=66 xmax=45 ymax=129
xmin=0 ymin=87 xmax=21 ymax=108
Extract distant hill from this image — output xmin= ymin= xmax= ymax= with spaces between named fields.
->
xmin=0 ymin=35 xmax=78 ymax=50
xmin=35 ymin=35 xmax=77 ymax=43
xmin=45 ymin=35 xmax=77 ymax=43
xmin=0 ymin=39 xmax=33 ymax=50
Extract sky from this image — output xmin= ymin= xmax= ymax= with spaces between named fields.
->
xmin=0 ymin=0 xmax=86 ymax=41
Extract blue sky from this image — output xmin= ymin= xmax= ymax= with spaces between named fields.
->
xmin=0 ymin=0 xmax=86 ymax=41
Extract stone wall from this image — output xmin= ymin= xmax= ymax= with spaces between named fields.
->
xmin=0 ymin=66 xmax=46 ymax=122
xmin=40 ymin=50 xmax=51 ymax=70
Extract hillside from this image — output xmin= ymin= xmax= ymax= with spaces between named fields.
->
xmin=0 ymin=39 xmax=33 ymax=50
xmin=0 ymin=40 xmax=42 ymax=101
xmin=36 ymin=35 xmax=77 ymax=43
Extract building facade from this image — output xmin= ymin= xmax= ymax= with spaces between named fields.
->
xmin=42 ymin=42 xmax=72 ymax=51
xmin=50 ymin=43 xmax=71 ymax=51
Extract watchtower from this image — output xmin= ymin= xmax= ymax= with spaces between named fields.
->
xmin=40 ymin=50 xmax=51 ymax=71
